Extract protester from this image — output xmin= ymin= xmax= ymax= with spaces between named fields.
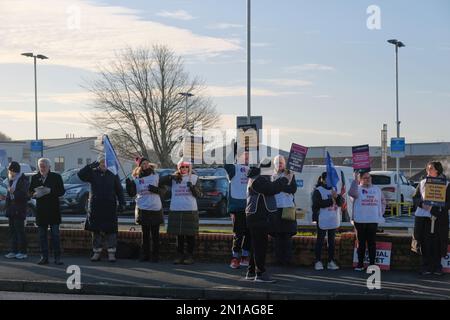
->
xmin=126 ymin=157 xmax=164 ymax=262
xmin=29 ymin=158 xmax=65 ymax=265
xmin=2 ymin=161 xmax=30 ymax=260
xmin=224 ymin=149 xmax=251 ymax=269
xmin=245 ymin=158 xmax=289 ymax=283
xmin=269 ymin=155 xmax=297 ymax=266
xmin=78 ymin=155 xmax=125 ymax=262
xmin=160 ymin=160 xmax=202 ymax=265
xmin=412 ymin=161 xmax=450 ymax=276
xmin=312 ymin=172 xmax=343 ymax=271
xmin=349 ymin=170 xmax=386 ymax=271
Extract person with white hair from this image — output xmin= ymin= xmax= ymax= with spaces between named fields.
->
xmin=78 ymin=154 xmax=125 ymax=262
xmin=159 ymin=160 xmax=202 ymax=265
xmin=29 ymin=158 xmax=65 ymax=265
xmin=269 ymin=155 xmax=298 ymax=266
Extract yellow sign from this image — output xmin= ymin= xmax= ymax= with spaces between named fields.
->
xmin=424 ymin=177 xmax=447 ymax=207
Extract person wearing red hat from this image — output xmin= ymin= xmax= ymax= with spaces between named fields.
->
xmin=126 ymin=157 xmax=164 ymax=262
xmin=160 ymin=160 xmax=202 ymax=265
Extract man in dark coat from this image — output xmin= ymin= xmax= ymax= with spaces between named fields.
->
xmin=2 ymin=161 xmax=30 ymax=260
xmin=78 ymin=156 xmax=125 ymax=262
xmin=29 ymin=158 xmax=65 ymax=265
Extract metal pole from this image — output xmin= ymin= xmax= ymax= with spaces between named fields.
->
xmin=247 ymin=0 xmax=251 ymax=125
xmin=395 ymin=45 xmax=401 ymax=213
xmin=185 ymin=95 xmax=188 ymax=133
xmin=33 ymin=56 xmax=43 ymax=157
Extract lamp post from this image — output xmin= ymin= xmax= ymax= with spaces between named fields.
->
xmin=387 ymin=39 xmax=405 ymax=213
xmin=247 ymin=0 xmax=251 ymax=125
xmin=21 ymin=52 xmax=49 ymax=157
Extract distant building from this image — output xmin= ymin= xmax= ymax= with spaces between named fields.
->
xmin=0 ymin=137 xmax=134 ymax=177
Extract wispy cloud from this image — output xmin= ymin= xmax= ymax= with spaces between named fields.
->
xmin=207 ymin=23 xmax=243 ymax=30
xmin=0 ymin=109 xmax=92 ymax=127
xmin=256 ymin=79 xmax=313 ymax=87
xmin=312 ymin=95 xmax=331 ymax=99
xmin=205 ymin=86 xmax=302 ymax=97
xmin=251 ymin=42 xmax=271 ymax=48
xmin=0 ymin=92 xmax=93 ymax=105
xmin=284 ymin=64 xmax=335 ymax=73
xmin=0 ymin=0 xmax=240 ymax=71
xmin=156 ymin=10 xmax=195 ymax=21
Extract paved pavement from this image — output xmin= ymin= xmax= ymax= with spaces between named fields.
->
xmin=0 ymin=256 xmax=448 ymax=300
xmin=0 ymin=291 xmax=154 ymax=300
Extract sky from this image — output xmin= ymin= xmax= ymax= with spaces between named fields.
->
xmin=0 ymin=0 xmax=449 ymax=151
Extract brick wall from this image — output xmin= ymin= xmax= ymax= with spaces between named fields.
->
xmin=0 ymin=226 xmax=437 ymax=271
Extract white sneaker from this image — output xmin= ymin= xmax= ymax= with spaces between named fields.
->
xmin=15 ymin=253 xmax=28 ymax=260
xmin=5 ymin=252 xmax=16 ymax=259
xmin=314 ymin=261 xmax=324 ymax=271
xmin=327 ymin=261 xmax=340 ymax=270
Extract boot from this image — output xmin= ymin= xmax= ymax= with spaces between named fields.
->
xmin=91 ymin=248 xmax=102 ymax=262
xmin=107 ymin=248 xmax=116 ymax=263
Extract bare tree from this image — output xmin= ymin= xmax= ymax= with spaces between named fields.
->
xmin=0 ymin=131 xmax=11 ymax=141
xmin=86 ymin=45 xmax=219 ymax=167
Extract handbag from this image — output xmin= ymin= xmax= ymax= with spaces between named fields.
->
xmin=281 ymin=207 xmax=296 ymax=221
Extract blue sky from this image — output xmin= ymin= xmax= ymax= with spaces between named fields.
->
xmin=0 ymin=0 xmax=449 ymax=151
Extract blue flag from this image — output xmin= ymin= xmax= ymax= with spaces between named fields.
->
xmin=103 ymin=135 xmax=120 ymax=175
xmin=326 ymin=151 xmax=339 ymax=189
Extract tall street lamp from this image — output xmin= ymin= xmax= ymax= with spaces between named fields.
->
xmin=247 ymin=0 xmax=251 ymax=125
xmin=387 ymin=39 xmax=405 ymax=213
xmin=22 ymin=52 xmax=49 ymax=157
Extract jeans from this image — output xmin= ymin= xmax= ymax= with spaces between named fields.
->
xmin=354 ymin=223 xmax=378 ymax=266
xmin=8 ymin=218 xmax=27 ymax=254
xmin=38 ymin=224 xmax=61 ymax=259
xmin=92 ymin=232 xmax=117 ymax=251
xmin=248 ymin=226 xmax=269 ymax=275
xmin=315 ymin=227 xmax=336 ymax=262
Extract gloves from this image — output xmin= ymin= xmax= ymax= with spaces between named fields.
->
xmin=117 ymin=204 xmax=124 ymax=213
xmin=148 ymin=185 xmax=160 ymax=194
xmin=279 ymin=177 xmax=289 ymax=186
xmin=90 ymin=161 xmax=100 ymax=169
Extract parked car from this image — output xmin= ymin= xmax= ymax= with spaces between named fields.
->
xmin=194 ymin=167 xmax=228 ymax=178
xmin=60 ymin=169 xmax=90 ymax=214
xmin=370 ymin=171 xmax=416 ymax=214
xmin=0 ymin=180 xmax=36 ymax=218
xmin=197 ymin=176 xmax=229 ymax=216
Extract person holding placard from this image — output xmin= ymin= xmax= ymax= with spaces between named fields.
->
xmin=126 ymin=157 xmax=164 ymax=263
xmin=29 ymin=158 xmax=66 ymax=265
xmin=349 ymin=170 xmax=386 ymax=271
xmin=412 ymin=161 xmax=450 ymax=276
xmin=160 ymin=160 xmax=202 ymax=265
xmin=245 ymin=158 xmax=289 ymax=283
xmin=269 ymin=155 xmax=298 ymax=266
xmin=312 ymin=172 xmax=344 ymax=271
xmin=225 ymin=149 xmax=251 ymax=269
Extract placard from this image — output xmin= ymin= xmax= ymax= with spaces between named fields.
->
xmin=423 ymin=176 xmax=447 ymax=207
xmin=352 ymin=241 xmax=392 ymax=271
xmin=352 ymin=144 xmax=371 ymax=171
xmin=441 ymin=245 xmax=450 ymax=273
xmin=287 ymin=143 xmax=308 ymax=173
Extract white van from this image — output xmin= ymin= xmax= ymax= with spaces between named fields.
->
xmin=291 ymin=165 xmax=355 ymax=223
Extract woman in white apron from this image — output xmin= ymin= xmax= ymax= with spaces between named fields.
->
xmin=126 ymin=157 xmax=163 ymax=262
xmin=160 ymin=160 xmax=202 ymax=265
xmin=312 ymin=172 xmax=344 ymax=271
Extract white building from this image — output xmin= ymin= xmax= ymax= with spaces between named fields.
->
xmin=0 ymin=137 xmax=134 ymax=178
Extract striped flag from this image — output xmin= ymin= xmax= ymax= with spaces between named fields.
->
xmin=103 ymin=135 xmax=120 ymax=175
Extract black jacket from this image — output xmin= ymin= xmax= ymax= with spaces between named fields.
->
xmin=5 ymin=174 xmax=30 ymax=220
xmin=246 ymin=174 xmax=288 ymax=229
xmin=312 ymin=184 xmax=344 ymax=223
xmin=29 ymin=171 xmax=65 ymax=226
xmin=78 ymin=165 xmax=125 ymax=233
xmin=412 ymin=178 xmax=450 ymax=256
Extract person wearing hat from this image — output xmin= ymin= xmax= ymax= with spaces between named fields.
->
xmin=78 ymin=154 xmax=125 ymax=262
xmin=2 ymin=161 xmax=30 ymax=260
xmin=126 ymin=157 xmax=164 ymax=262
xmin=349 ymin=169 xmax=386 ymax=271
xmin=159 ymin=160 xmax=202 ymax=265
xmin=29 ymin=158 xmax=66 ymax=265
xmin=245 ymin=158 xmax=290 ymax=283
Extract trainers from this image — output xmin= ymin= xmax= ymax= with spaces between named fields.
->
xmin=240 ymin=256 xmax=250 ymax=267
xmin=245 ymin=271 xmax=256 ymax=280
xmin=327 ymin=261 xmax=340 ymax=270
xmin=15 ymin=253 xmax=28 ymax=260
xmin=354 ymin=265 xmax=365 ymax=272
xmin=314 ymin=261 xmax=324 ymax=271
xmin=91 ymin=252 xmax=101 ymax=262
xmin=254 ymin=273 xmax=276 ymax=283
xmin=108 ymin=252 xmax=116 ymax=263
xmin=433 ymin=271 xmax=443 ymax=276
xmin=37 ymin=257 xmax=49 ymax=265
xmin=230 ymin=257 xmax=240 ymax=269
xmin=5 ymin=252 xmax=16 ymax=259
xmin=420 ymin=270 xmax=432 ymax=276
